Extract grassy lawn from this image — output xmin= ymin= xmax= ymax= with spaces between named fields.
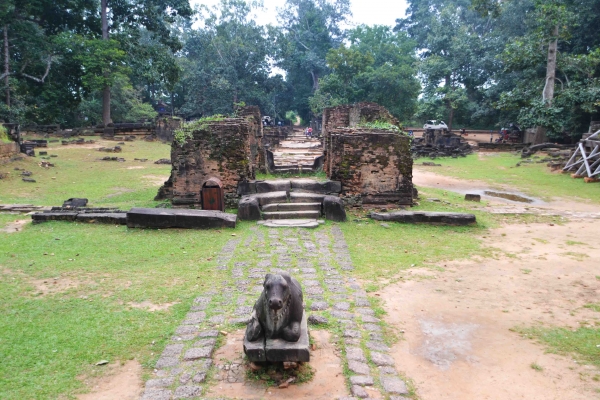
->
xmin=0 ymin=138 xmax=243 ymax=398
xmin=415 ymin=153 xmax=600 ymax=204
xmin=513 ymin=326 xmax=600 ymax=368
xmin=0 ymin=136 xmax=172 ymax=209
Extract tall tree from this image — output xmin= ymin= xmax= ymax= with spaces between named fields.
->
xmin=276 ymin=0 xmax=351 ymax=121
xmin=99 ymin=0 xmax=193 ymax=125
xmin=310 ymin=25 xmax=420 ymax=121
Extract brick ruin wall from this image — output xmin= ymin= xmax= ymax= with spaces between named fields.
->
xmin=156 ymin=115 xmax=258 ymax=208
xmin=322 ymin=103 xmax=413 ymax=207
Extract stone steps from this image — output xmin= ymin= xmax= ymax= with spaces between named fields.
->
xmin=262 ymin=202 xmax=321 ymax=212
xmin=262 ymin=210 xmax=321 ymax=220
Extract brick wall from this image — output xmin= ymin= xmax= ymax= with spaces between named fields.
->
xmin=322 ymin=103 xmax=413 ymax=207
xmin=156 ymin=113 xmax=258 ymax=207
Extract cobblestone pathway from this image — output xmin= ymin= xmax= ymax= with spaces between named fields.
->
xmin=140 ymin=225 xmax=411 ymax=400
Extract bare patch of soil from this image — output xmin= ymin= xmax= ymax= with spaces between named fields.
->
xmin=77 ymin=360 xmax=142 ymax=400
xmin=204 ymin=329 xmax=348 ymax=399
xmin=125 ymin=166 xmax=146 ymax=170
xmin=127 ymin=300 xmax=178 ymax=311
xmin=30 ymin=275 xmax=89 ymax=296
xmin=377 ymin=220 xmax=600 ymax=399
xmin=0 ymin=219 xmax=29 ymax=233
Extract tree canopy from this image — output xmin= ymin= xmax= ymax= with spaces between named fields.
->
xmin=0 ymin=0 xmax=598 ymax=138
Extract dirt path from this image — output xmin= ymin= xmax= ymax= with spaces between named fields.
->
xmin=376 ymin=219 xmax=600 ymax=399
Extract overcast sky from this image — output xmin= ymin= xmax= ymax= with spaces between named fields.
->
xmin=190 ymin=0 xmax=409 ymax=28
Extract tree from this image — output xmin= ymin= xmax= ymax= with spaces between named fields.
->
xmin=99 ymin=0 xmax=193 ymax=125
xmin=276 ymin=0 xmax=351 ymax=121
xmin=310 ymin=25 xmax=420 ymax=121
xmin=0 ymin=0 xmax=98 ymax=121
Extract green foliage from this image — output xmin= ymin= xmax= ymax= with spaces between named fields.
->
xmin=173 ymin=115 xmax=227 ymax=145
xmin=356 ymin=120 xmax=401 ymax=133
xmin=310 ymin=25 xmax=420 ymax=121
xmin=0 ymin=125 xmax=10 ymax=143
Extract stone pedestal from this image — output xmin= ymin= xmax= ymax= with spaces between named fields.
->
xmin=243 ymin=313 xmax=309 ymax=362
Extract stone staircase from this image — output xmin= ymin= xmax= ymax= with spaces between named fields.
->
xmin=269 ymin=129 xmax=324 ymax=173
xmin=237 ymin=179 xmax=346 ymax=225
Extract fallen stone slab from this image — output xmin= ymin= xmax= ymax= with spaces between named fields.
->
xmin=32 ymin=212 xmax=78 ymax=223
xmin=76 ymin=213 xmax=127 ymax=225
xmin=323 ymin=195 xmax=346 ymax=222
xmin=127 ymin=208 xmax=236 ymax=229
xmin=246 ymin=191 xmax=288 ymax=206
xmin=369 ymin=211 xmax=476 ymax=226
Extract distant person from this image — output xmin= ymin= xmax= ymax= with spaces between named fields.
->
xmin=490 ymin=130 xmax=493 ymax=143
xmin=308 ymin=127 xmax=313 ymax=137
xmin=461 ymin=128 xmax=466 ymax=135
xmin=408 ymin=130 xmax=414 ymax=137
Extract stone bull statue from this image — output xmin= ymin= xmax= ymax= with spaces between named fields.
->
xmin=245 ymin=272 xmax=304 ymax=342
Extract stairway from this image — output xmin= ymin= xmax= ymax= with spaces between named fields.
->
xmin=237 ymin=179 xmax=346 ymax=225
xmin=270 ymin=129 xmax=323 ymax=173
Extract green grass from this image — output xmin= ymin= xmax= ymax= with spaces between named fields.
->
xmin=513 ymin=326 xmax=600 ymax=367
xmin=584 ymin=303 xmax=600 ymax=312
xmin=0 ymin=136 xmax=172 ymax=209
xmin=415 ymin=153 xmax=600 ymax=204
xmin=0 ymin=221 xmax=236 ymax=399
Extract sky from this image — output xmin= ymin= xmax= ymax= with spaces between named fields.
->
xmin=190 ymin=0 xmax=409 ymax=28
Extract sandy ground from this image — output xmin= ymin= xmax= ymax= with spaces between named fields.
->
xmin=77 ymin=360 xmax=142 ymax=400
xmin=204 ymin=329 xmax=348 ymax=399
xmin=375 ymin=167 xmax=600 ymax=399
xmin=0 ymin=219 xmax=29 ymax=233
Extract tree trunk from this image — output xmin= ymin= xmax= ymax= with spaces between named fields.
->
xmin=170 ymin=91 xmax=174 ymax=117
xmin=543 ymin=25 xmax=558 ymax=105
xmin=447 ymin=104 xmax=454 ymax=131
xmin=310 ymin=70 xmax=319 ymax=92
xmin=533 ymin=25 xmax=558 ymax=144
xmin=101 ymin=0 xmax=111 ymax=126
xmin=3 ymin=25 xmax=9 ymax=108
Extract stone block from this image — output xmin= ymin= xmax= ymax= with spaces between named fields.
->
xmin=141 ymin=388 xmax=172 ymax=400
xmin=249 ymin=191 xmax=288 ymax=206
xmin=76 ymin=213 xmax=127 ymax=225
xmin=126 ymin=208 xmax=237 ymax=229
xmin=183 ymin=347 xmax=213 ymax=360
xmin=370 ymin=351 xmax=395 ymax=366
xmin=308 ymin=315 xmax=328 ymax=325
xmin=290 ymin=179 xmax=342 ymax=194
xmin=290 ymin=192 xmax=326 ymax=203
xmin=464 ymin=193 xmax=481 ymax=202
xmin=265 ymin=313 xmax=310 ymax=362
xmin=32 ymin=212 xmax=78 ymax=223
xmin=350 ymin=375 xmax=374 ymax=386
xmin=237 ymin=196 xmax=261 ymax=220
xmin=323 ymin=195 xmax=347 ymax=222
xmin=173 ymin=385 xmax=202 ymax=399
xmin=348 ymin=360 xmax=370 ymax=375
xmin=243 ymin=334 xmax=266 ymax=362
xmin=369 ymin=211 xmax=476 ymax=226
xmin=256 ymin=180 xmax=291 ymax=193
xmin=351 ymin=385 xmax=369 ymax=398
xmin=237 ymin=181 xmax=256 ymax=195
xmin=346 ymin=346 xmax=366 ymax=362
xmin=381 ymin=376 xmax=408 ymax=395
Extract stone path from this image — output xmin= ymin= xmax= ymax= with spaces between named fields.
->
xmin=140 ymin=225 xmax=411 ymax=399
xmin=271 ymin=130 xmax=323 ymax=172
